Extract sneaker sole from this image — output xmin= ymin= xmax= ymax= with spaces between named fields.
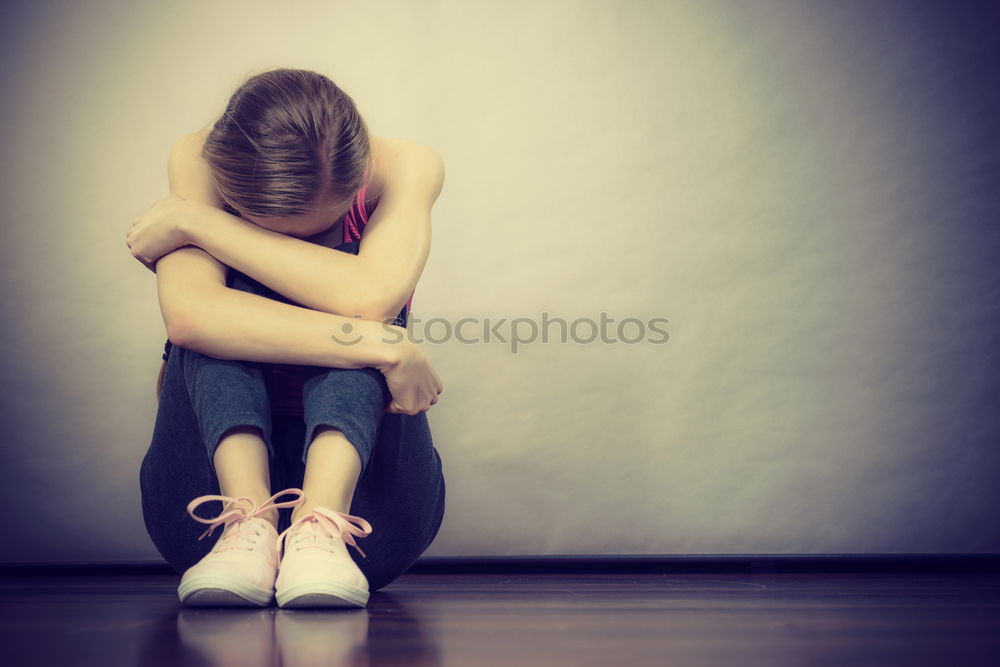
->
xmin=276 ymin=580 xmax=369 ymax=608
xmin=178 ymin=573 xmax=273 ymax=607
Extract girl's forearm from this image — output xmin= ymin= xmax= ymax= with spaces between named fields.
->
xmin=177 ymin=284 xmax=404 ymax=371
xmin=184 ymin=209 xmax=387 ymax=319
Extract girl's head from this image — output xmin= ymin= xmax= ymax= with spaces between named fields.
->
xmin=201 ymin=67 xmax=373 ymax=237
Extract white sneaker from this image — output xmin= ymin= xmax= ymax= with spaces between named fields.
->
xmin=178 ymin=489 xmax=305 ymax=607
xmin=275 ymin=506 xmax=374 ymax=608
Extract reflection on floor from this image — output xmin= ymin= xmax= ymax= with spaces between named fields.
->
xmin=1 ymin=569 xmax=999 ymax=666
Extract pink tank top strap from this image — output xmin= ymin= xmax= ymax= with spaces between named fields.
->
xmin=342 ymin=185 xmax=368 ymax=244
xmin=341 ymin=167 xmax=416 ymax=312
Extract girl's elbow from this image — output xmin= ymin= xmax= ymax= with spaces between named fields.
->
xmin=166 ymin=319 xmax=194 ymax=348
xmin=166 ymin=313 xmax=204 ymax=349
xmin=366 ymin=293 xmax=407 ymax=324
xmin=332 ymin=288 xmax=400 ymax=323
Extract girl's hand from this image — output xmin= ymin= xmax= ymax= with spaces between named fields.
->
xmin=126 ymin=193 xmax=206 ymax=271
xmin=377 ymin=340 xmax=444 ymax=415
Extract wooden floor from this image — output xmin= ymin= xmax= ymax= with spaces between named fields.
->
xmin=1 ymin=570 xmax=999 ymax=666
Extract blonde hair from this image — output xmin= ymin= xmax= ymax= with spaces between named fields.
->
xmin=203 ymin=67 xmax=373 ymax=218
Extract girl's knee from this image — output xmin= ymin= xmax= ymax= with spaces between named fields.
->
xmin=180 ymin=346 xmax=269 ymax=391
xmin=304 ymin=366 xmax=389 ymax=403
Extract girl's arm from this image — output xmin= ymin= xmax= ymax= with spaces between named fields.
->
xmin=156 ymin=135 xmax=441 ymax=413
xmin=183 ymin=138 xmax=443 ymax=322
xmin=157 ymin=247 xmax=441 ymax=415
xmin=160 ymin=248 xmax=399 ymax=370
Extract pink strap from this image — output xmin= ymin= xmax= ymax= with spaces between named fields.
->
xmin=275 ymin=505 xmax=374 ymax=558
xmin=358 ymin=187 xmax=369 ymax=224
xmin=186 ymin=488 xmax=305 ymax=541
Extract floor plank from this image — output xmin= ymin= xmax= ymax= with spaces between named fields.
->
xmin=1 ymin=572 xmax=998 ymax=666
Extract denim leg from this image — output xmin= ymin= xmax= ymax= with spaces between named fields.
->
xmin=181 ymin=346 xmax=274 ymax=468
xmin=349 ymin=411 xmax=446 ymax=592
xmin=300 ymin=365 xmax=392 ymax=473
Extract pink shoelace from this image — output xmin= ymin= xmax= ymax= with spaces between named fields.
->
xmin=276 ymin=506 xmax=374 ymax=559
xmin=187 ymin=488 xmax=305 ymax=552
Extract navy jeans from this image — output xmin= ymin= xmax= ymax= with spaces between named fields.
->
xmin=138 ymin=239 xmax=446 ymax=593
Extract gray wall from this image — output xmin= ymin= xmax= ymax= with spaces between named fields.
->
xmin=0 ymin=0 xmax=997 ymax=563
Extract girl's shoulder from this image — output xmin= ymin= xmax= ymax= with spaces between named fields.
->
xmin=372 ymin=135 xmax=439 ymax=167
xmin=368 ymin=136 xmax=443 ymax=201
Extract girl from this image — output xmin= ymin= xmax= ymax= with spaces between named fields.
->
xmin=126 ymin=68 xmax=446 ymax=609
